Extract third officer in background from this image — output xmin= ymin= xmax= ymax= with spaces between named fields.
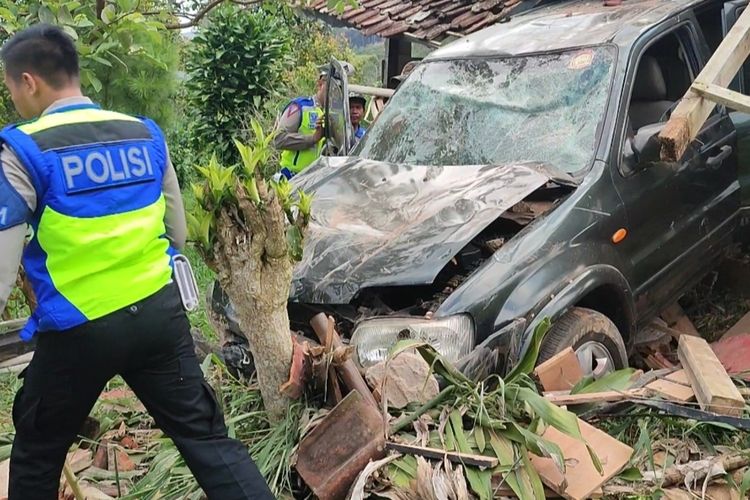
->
xmin=274 ymin=69 xmax=327 ymax=180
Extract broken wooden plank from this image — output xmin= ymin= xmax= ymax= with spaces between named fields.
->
xmin=645 ymin=369 xmax=696 ymax=403
xmin=310 ymin=314 xmax=378 ymax=409
xmin=385 ymin=442 xmax=498 ymax=469
xmin=534 ymin=347 xmax=584 ymax=392
xmin=543 ymin=388 xmax=649 ymax=406
xmin=661 ymin=304 xmax=700 ymax=337
xmin=0 ymin=352 xmax=33 ymax=369
xmin=659 ymin=5 xmax=750 ymax=161
xmin=650 ymin=453 xmax=750 ymax=488
xmin=529 ymin=418 xmax=634 ymax=500
xmin=678 ymin=335 xmax=745 ymax=417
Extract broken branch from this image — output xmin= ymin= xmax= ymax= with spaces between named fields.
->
xmin=386 ymin=442 xmax=498 ymax=468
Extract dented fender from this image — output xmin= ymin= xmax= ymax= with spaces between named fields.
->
xmin=507 ymin=264 xmax=635 ymax=374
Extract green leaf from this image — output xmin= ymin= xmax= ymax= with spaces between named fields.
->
xmin=513 ymin=387 xmax=604 ymax=474
xmin=474 ymin=427 xmax=486 ymax=453
xmin=91 ymin=56 xmax=113 ymax=67
xmin=74 ymin=14 xmax=95 ymax=28
xmin=519 ymin=450 xmax=547 ymax=499
xmin=38 ymin=6 xmax=55 ymax=24
xmin=286 ymin=225 xmax=304 ymax=261
xmin=297 ymin=190 xmax=313 ymax=220
xmin=100 ymin=4 xmax=116 ymax=24
xmin=571 ymin=368 xmax=636 ymax=395
xmin=117 ymin=0 xmax=138 ymax=12
xmin=740 ymin=467 xmax=750 ymax=498
xmin=506 ymin=422 xmax=565 ymax=473
xmin=450 ymin=411 xmax=490 ymax=499
xmin=618 ymin=467 xmax=643 ymax=481
xmin=0 ymin=7 xmax=16 ymax=22
xmin=87 ymin=74 xmax=103 ymax=93
xmin=62 ymin=25 xmax=78 ymax=41
xmin=505 ymin=318 xmax=551 ymax=383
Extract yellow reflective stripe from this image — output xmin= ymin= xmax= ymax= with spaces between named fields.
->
xmin=37 ymin=196 xmax=172 ymax=320
xmin=18 ymin=109 xmax=140 ymax=134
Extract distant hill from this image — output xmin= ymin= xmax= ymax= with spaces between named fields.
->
xmin=333 ymin=27 xmax=382 ymax=49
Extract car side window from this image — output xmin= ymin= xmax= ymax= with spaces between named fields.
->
xmin=620 ymin=28 xmax=696 ymax=175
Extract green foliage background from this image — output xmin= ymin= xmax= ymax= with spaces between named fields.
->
xmin=0 ymin=0 xmax=181 ymax=128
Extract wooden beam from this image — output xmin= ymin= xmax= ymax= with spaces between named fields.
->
xmin=693 ymin=81 xmax=750 ymax=114
xmin=385 ymin=442 xmax=499 ymax=469
xmin=543 ymin=388 xmax=649 ymax=406
xmin=659 ymin=5 xmax=750 ymax=161
xmin=677 ymin=335 xmax=745 ymax=416
xmin=348 ymin=84 xmax=394 ymax=99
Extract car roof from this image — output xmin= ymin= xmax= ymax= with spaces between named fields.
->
xmin=425 ymin=0 xmax=708 ymax=59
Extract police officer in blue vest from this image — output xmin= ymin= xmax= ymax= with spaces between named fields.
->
xmin=0 ymin=25 xmax=273 ymax=499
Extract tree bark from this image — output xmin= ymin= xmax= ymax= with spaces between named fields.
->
xmin=96 ymin=0 xmax=105 ymax=19
xmin=211 ymin=180 xmax=294 ymax=420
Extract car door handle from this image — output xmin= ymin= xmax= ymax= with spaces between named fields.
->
xmin=707 ymin=145 xmax=733 ymax=168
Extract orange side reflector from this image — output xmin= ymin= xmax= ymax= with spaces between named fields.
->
xmin=612 ymin=228 xmax=627 ymax=244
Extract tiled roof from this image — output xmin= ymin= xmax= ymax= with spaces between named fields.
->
xmin=303 ymin=0 xmax=540 ymax=44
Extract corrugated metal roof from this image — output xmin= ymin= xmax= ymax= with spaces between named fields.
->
xmin=303 ymin=0 xmax=546 ymax=44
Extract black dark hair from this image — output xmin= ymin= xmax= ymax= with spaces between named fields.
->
xmin=1 ymin=24 xmax=79 ymax=89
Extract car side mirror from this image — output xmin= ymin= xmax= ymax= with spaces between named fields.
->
xmin=631 ymin=123 xmax=665 ymax=167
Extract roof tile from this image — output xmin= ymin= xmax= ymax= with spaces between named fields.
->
xmin=302 ymin=0 xmax=531 ymax=43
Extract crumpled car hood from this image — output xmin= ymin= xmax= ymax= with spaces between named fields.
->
xmin=290 ymin=157 xmax=551 ymax=304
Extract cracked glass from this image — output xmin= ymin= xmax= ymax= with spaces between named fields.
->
xmin=356 ymin=47 xmax=616 ymax=173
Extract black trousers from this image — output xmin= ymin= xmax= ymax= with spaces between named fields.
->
xmin=9 ymin=282 xmax=275 ymax=500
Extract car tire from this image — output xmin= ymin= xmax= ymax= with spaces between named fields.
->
xmin=537 ymin=307 xmax=628 ymax=373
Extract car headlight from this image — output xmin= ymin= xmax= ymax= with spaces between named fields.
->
xmin=350 ymin=314 xmax=475 ymax=368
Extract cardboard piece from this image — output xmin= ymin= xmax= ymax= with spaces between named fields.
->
xmin=529 ymin=418 xmax=634 ymax=500
xmin=534 ymin=347 xmax=584 ymax=392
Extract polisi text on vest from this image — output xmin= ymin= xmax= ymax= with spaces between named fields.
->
xmin=61 ymin=144 xmax=155 ymax=193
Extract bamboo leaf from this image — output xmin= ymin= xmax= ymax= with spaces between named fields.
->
xmin=474 ymin=427 xmax=486 ymax=453
xmin=449 ymin=411 xmax=491 ymax=500
xmin=507 ymin=422 xmax=566 ymax=474
xmin=571 ymin=368 xmax=636 ymax=395
xmin=505 ymin=318 xmax=551 ymax=383
xmin=520 ymin=448 xmax=547 ymax=499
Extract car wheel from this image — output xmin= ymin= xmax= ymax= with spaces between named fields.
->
xmin=537 ymin=307 xmax=628 ymax=376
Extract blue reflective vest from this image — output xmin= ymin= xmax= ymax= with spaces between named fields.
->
xmin=0 ymin=103 xmax=175 ymax=340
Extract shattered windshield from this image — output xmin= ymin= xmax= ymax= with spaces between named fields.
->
xmin=356 ymin=47 xmax=616 ymax=173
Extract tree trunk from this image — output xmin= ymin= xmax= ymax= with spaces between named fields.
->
xmin=211 ymin=180 xmax=294 ymax=420
xmin=96 ymin=0 xmax=105 ymax=19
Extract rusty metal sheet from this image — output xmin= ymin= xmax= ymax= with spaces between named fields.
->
xmin=290 ymin=158 xmax=550 ymax=304
xmin=296 ymin=391 xmax=386 ymax=500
